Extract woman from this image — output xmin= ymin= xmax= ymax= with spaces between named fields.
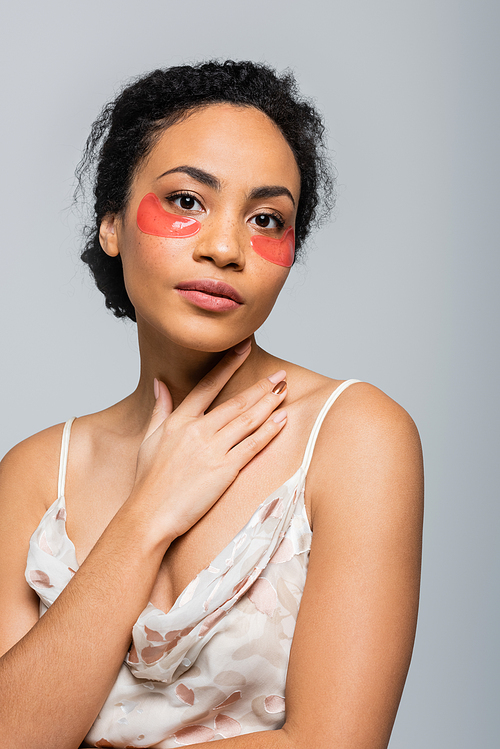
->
xmin=0 ymin=61 xmax=423 ymax=748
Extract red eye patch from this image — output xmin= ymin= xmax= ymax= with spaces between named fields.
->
xmin=137 ymin=193 xmax=201 ymax=238
xmin=137 ymin=192 xmax=294 ymax=265
xmin=250 ymin=227 xmax=295 ymax=268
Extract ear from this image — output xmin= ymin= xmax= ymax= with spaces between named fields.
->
xmin=99 ymin=215 xmax=120 ymax=257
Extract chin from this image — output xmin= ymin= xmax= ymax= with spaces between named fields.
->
xmin=136 ymin=311 xmax=254 ymax=354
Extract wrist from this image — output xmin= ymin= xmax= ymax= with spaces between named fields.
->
xmin=117 ymin=486 xmax=179 ymax=555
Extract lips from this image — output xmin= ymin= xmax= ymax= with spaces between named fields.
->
xmin=175 ymin=279 xmax=243 ymax=304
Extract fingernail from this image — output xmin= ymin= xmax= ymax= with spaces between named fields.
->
xmin=153 ymin=377 xmax=159 ymax=399
xmin=273 ymin=410 xmax=287 ymax=423
xmin=268 ymin=369 xmax=286 ymax=384
xmin=234 ymin=338 xmax=252 ymax=355
xmin=271 ymin=380 xmax=287 ymax=395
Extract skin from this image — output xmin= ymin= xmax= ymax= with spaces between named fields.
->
xmin=0 ymin=104 xmax=424 ymax=749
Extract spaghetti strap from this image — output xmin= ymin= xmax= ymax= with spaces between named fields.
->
xmin=57 ymin=418 xmax=76 ymax=498
xmin=27 ymin=387 xmax=364 ymax=744
xmin=300 ymin=379 xmax=361 ymax=474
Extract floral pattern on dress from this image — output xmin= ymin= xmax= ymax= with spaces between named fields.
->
xmin=26 ymin=471 xmax=311 ymax=748
xmin=25 ymin=381 xmax=359 ymax=747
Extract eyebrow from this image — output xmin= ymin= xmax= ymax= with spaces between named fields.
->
xmin=248 ymin=185 xmax=295 ymax=208
xmin=156 ymin=165 xmax=296 ymax=207
xmin=156 ymin=166 xmax=221 ymax=190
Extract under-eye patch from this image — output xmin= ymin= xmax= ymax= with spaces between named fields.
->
xmin=137 ymin=192 xmax=294 ymax=266
xmin=250 ymin=227 xmax=295 ymax=268
xmin=137 ymin=193 xmax=201 ymax=238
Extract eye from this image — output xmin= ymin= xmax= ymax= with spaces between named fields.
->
xmin=168 ymin=192 xmax=203 ymax=211
xmin=250 ymin=212 xmax=285 ymax=230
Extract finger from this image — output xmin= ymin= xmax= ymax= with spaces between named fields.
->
xmin=227 ymin=409 xmax=288 ymax=469
xmin=180 ymin=338 xmax=252 ymax=416
xmin=142 ymin=379 xmax=173 ymax=442
xmin=216 ymin=377 xmax=287 ymax=448
xmin=206 ymin=369 xmax=286 ymax=433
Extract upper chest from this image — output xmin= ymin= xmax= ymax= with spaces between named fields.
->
xmin=62 ymin=401 xmax=319 ymax=599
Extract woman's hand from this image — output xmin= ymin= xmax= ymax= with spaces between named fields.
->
xmin=0 ymin=340 xmax=286 ymax=749
xmin=131 ymin=341 xmax=288 ymax=543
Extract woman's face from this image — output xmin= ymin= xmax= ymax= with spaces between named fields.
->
xmin=101 ymin=103 xmax=301 ymax=352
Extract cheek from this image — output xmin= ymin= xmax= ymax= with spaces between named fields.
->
xmin=119 ymin=230 xmax=180 ymax=301
xmin=137 ymin=193 xmax=201 ymax=238
xmin=250 ymin=228 xmax=295 ymax=267
xmin=246 ymin=265 xmax=290 ymax=327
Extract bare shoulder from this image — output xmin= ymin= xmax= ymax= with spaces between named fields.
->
xmin=319 ymin=380 xmax=421 ymax=443
xmin=0 ymin=423 xmax=69 ymax=656
xmin=283 ymin=381 xmax=423 ymax=747
xmin=0 ymin=423 xmax=65 ymax=523
xmin=306 ymin=380 xmax=424 ymax=524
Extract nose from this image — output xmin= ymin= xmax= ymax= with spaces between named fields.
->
xmin=192 ymin=215 xmax=246 ymax=270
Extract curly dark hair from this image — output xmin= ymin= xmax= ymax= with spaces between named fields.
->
xmin=76 ymin=60 xmax=335 ymax=321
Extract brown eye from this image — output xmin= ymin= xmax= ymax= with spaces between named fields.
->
xmin=179 ymin=195 xmax=196 ymax=209
xmin=250 ymin=212 xmax=285 ymax=230
xmin=169 ymin=193 xmax=203 ymax=211
xmin=255 ymin=214 xmax=271 ymax=228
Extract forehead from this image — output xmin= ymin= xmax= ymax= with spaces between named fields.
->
xmin=136 ymin=104 xmax=301 ymax=197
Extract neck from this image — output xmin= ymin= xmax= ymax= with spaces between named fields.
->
xmin=120 ymin=320 xmax=280 ymax=434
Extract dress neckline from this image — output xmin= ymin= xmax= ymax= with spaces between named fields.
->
xmin=45 ymin=462 xmax=309 ymax=575
xmin=27 ymin=379 xmax=360 ymax=618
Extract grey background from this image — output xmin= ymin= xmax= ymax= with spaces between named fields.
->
xmin=1 ymin=1 xmax=498 ymax=746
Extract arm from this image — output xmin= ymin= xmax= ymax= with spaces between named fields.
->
xmin=0 ymin=446 xmax=173 ymax=747
xmin=0 ymin=345 xmax=289 ymax=749
xmin=283 ymin=383 xmax=423 ymax=748
xmin=164 ymin=383 xmax=423 ymax=749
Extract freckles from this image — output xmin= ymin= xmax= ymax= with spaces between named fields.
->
xmin=136 ymin=192 xmax=295 ymax=268
xmin=250 ymin=228 xmax=295 ymax=267
xmin=136 ymin=193 xmax=201 ymax=238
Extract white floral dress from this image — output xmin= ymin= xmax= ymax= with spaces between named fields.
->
xmin=25 ymin=380 xmax=359 ymax=747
